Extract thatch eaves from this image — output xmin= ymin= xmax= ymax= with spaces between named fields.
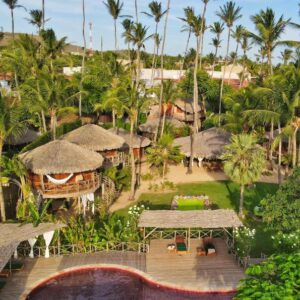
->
xmin=61 ymin=124 xmax=125 ymax=151
xmin=19 ymin=140 xmax=104 ymax=175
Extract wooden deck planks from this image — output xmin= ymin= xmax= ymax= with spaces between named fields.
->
xmin=146 ymin=238 xmax=245 ymax=291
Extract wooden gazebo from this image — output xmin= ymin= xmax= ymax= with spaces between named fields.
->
xmin=138 ymin=209 xmax=243 ymax=250
xmin=19 ymin=140 xmax=104 ymax=199
xmin=61 ymin=124 xmax=126 ymax=167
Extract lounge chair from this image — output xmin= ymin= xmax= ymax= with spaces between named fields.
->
xmin=175 ymin=235 xmax=187 ymax=255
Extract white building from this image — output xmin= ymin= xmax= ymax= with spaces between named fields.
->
xmin=63 ymin=67 xmax=82 ymax=76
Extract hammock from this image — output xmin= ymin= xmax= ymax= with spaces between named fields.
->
xmin=46 ymin=173 xmax=73 ymax=185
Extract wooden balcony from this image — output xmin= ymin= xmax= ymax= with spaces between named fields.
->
xmin=41 ymin=173 xmax=101 ymax=199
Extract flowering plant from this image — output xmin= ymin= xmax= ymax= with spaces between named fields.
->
xmin=234 ymin=227 xmax=256 ymax=257
xmin=271 ymin=230 xmax=300 ymax=254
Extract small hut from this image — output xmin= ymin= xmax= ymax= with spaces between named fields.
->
xmin=19 ymin=140 xmax=104 ymax=199
xmin=163 ymin=98 xmax=202 ymax=124
xmin=174 ymin=127 xmax=231 ymax=166
xmin=108 ymin=128 xmax=151 ymax=159
xmin=61 ymin=124 xmax=126 ymax=167
xmin=5 ymin=128 xmax=39 ymax=147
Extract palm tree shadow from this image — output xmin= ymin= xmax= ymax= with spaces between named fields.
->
xmin=224 ymin=181 xmax=239 ymax=212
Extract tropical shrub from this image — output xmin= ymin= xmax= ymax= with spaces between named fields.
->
xmin=234 ymin=227 xmax=256 ymax=257
xmin=261 ymin=167 xmax=300 ymax=232
xmin=234 ymin=254 xmax=300 ymax=300
xmin=271 ymin=230 xmax=300 ymax=254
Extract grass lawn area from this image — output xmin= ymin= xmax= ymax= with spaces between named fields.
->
xmin=115 ymin=181 xmax=278 ymax=256
xmin=177 ymin=198 xmax=205 ymax=210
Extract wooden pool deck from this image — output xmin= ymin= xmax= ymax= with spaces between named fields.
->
xmin=147 ymin=238 xmax=244 ymax=291
xmin=0 ymin=238 xmax=244 ymax=299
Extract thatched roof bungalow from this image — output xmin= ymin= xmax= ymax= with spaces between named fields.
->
xmin=108 ymin=128 xmax=151 ymax=159
xmin=5 ymin=128 xmax=39 ymax=146
xmin=20 ymin=140 xmax=104 ymax=199
xmin=61 ymin=124 xmax=126 ymax=167
xmin=174 ymin=127 xmax=231 ymax=160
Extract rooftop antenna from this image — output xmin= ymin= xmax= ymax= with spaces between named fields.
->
xmin=89 ymin=22 xmax=93 ymax=52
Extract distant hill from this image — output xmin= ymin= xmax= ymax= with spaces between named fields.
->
xmin=0 ymin=32 xmax=86 ymax=55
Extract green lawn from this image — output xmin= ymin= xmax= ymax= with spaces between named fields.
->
xmin=177 ymin=198 xmax=205 ymax=210
xmin=115 ymin=181 xmax=278 ymax=256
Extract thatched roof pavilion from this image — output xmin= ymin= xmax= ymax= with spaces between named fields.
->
xmin=174 ymin=127 xmax=231 ymax=159
xmin=6 ymin=128 xmax=39 ymax=146
xmin=0 ymin=222 xmax=65 ymax=271
xmin=138 ymin=209 xmax=243 ymax=229
xmin=20 ymin=140 xmax=104 ymax=175
xmin=61 ymin=124 xmax=125 ymax=152
xmin=108 ymin=128 xmax=151 ymax=149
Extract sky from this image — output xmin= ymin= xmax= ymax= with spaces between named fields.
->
xmin=0 ymin=0 xmax=299 ymax=63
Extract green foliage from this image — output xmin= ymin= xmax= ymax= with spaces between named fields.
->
xmin=234 ymin=227 xmax=256 ymax=257
xmin=104 ymin=166 xmax=131 ymax=191
xmin=261 ymin=167 xmax=300 ymax=232
xmin=26 ymin=200 xmax=53 ymax=227
xmin=271 ymin=230 xmax=300 ymax=254
xmin=147 ymin=134 xmax=184 ymax=178
xmin=235 ymin=254 xmax=300 ymax=299
xmin=21 ymin=120 xmax=82 ymax=152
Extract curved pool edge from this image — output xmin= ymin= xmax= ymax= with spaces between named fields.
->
xmin=20 ymin=264 xmax=237 ymax=299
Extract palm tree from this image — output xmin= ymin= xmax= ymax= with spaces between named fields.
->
xmin=188 ymin=10 xmax=203 ymax=173
xmin=250 ymin=8 xmax=290 ymax=75
xmin=199 ymin=0 xmax=210 ymax=69
xmin=42 ymin=0 xmax=45 ymax=29
xmin=142 ymin=1 xmax=167 ymax=85
xmin=239 ymin=32 xmax=252 ymax=88
xmin=121 ymin=18 xmax=134 ymax=60
xmin=280 ymin=49 xmax=293 ymax=65
xmin=179 ymin=6 xmax=195 ymax=70
xmin=159 ymin=80 xmax=177 ymax=136
xmin=147 ymin=134 xmax=183 ymax=179
xmin=216 ymin=1 xmax=242 ymax=126
xmin=209 ymin=22 xmax=224 ymax=77
xmin=155 ymin=0 xmax=170 ymax=142
xmin=228 ymin=25 xmax=244 ymax=80
xmin=79 ymin=0 xmax=87 ymax=118
xmin=221 ymin=134 xmax=266 ymax=218
xmin=2 ymin=0 xmax=25 ymax=40
xmin=125 ymin=23 xmax=153 ymax=84
xmin=0 ymin=90 xmax=24 ymax=221
xmin=103 ymin=0 xmax=125 ymax=50
xmin=26 ymin=9 xmax=47 ymax=34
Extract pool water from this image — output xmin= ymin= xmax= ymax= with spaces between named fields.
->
xmin=26 ymin=267 xmax=235 ymax=300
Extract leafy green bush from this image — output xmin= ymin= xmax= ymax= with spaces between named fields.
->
xmin=21 ymin=120 xmax=82 ymax=152
xmin=104 ymin=166 xmax=131 ymax=191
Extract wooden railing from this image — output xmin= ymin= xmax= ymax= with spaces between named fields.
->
xmin=16 ymin=242 xmax=149 ymax=258
xmin=42 ymin=174 xmax=101 ymax=198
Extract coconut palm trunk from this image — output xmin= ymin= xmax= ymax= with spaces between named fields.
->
xmin=135 ymin=0 xmax=138 ymax=23
xmin=218 ymin=27 xmax=231 ymax=126
xmin=151 ymin=23 xmax=159 ymax=86
xmin=0 ymin=143 xmax=6 ymax=222
xmin=41 ymin=110 xmax=47 ymax=133
xmin=239 ymin=184 xmax=245 ymax=218
xmin=129 ymin=119 xmax=136 ymax=200
xmin=228 ymin=42 xmax=239 ymax=82
xmin=199 ymin=1 xmax=208 ymax=70
xmin=292 ymin=127 xmax=298 ymax=167
xmin=278 ymin=121 xmax=282 ymax=184
xmin=50 ymin=109 xmax=57 ymax=140
xmin=188 ymin=34 xmax=201 ymax=173
xmin=267 ymin=48 xmax=273 ymax=76
xmin=79 ymin=0 xmax=87 ymax=118
xmin=42 ymin=0 xmax=45 ymax=29
xmin=155 ymin=0 xmax=170 ymax=142
xmin=181 ymin=28 xmax=191 ymax=75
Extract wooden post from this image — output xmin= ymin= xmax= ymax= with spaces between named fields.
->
xmin=40 ymin=175 xmax=45 ymax=191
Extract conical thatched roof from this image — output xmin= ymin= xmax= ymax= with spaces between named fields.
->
xmin=174 ymin=98 xmax=201 ymax=114
xmin=174 ymin=127 xmax=231 ymax=159
xmin=108 ymin=128 xmax=151 ymax=149
xmin=19 ymin=140 xmax=104 ymax=175
xmin=6 ymin=128 xmax=39 ymax=146
xmin=139 ymin=118 xmax=185 ymax=134
xmin=61 ymin=124 xmax=125 ymax=151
